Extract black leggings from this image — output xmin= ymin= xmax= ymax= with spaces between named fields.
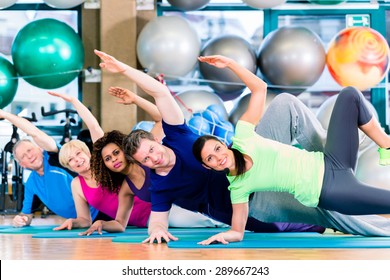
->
xmin=318 ymin=87 xmax=390 ymax=215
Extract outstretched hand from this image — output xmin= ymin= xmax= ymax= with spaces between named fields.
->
xmin=108 ymin=86 xmax=137 ymax=105
xmin=198 ymin=55 xmax=234 ymax=69
xmin=94 ymin=49 xmax=128 ymax=73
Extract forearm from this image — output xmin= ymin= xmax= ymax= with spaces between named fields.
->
xmin=101 ymin=220 xmax=127 ymax=233
xmin=71 ymin=217 xmax=92 ymax=228
xmin=69 ymin=97 xmax=103 ymax=142
xmin=133 ymin=95 xmax=162 ymax=123
xmin=228 ymin=61 xmax=267 ymax=94
xmin=1 ymin=111 xmax=42 ymax=138
xmin=120 ymin=66 xmax=171 ymax=99
xmin=147 ymin=211 xmax=169 ymax=235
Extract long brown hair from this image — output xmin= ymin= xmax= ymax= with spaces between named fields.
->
xmin=90 ymin=130 xmax=129 ymax=194
xmin=192 ymin=135 xmax=246 ymax=178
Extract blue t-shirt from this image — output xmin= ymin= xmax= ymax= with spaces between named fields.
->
xmin=21 ymin=150 xmax=98 ymax=219
xmin=149 ymin=121 xmax=232 ymax=218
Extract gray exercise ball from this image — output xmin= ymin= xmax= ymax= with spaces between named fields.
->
xmin=167 ymin=0 xmax=210 ymax=11
xmin=356 ymin=145 xmax=390 ymax=190
xmin=199 ymin=35 xmax=257 ymax=100
xmin=242 ymin=0 xmax=286 ymax=9
xmin=175 ymin=89 xmax=228 ymax=121
xmin=229 ymin=91 xmax=277 ymax=126
xmin=258 ymin=26 xmax=326 ymax=95
xmin=137 ymin=16 xmax=200 ymax=77
xmin=316 ymin=94 xmax=378 ymax=154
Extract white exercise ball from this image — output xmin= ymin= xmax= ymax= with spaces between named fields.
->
xmin=242 ymin=0 xmax=286 ymax=9
xmin=137 ymin=16 xmax=201 ymax=77
xmin=175 ymin=90 xmax=227 ymax=121
xmin=43 ymin=0 xmax=85 ymax=9
xmin=316 ymin=94 xmax=378 ymax=154
xmin=356 ymin=145 xmax=390 ymax=190
xmin=0 ymin=0 xmax=17 ymax=9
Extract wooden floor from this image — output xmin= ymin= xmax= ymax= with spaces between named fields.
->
xmin=1 ymin=214 xmax=390 ymax=260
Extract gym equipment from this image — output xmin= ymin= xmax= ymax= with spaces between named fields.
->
xmin=137 ymin=16 xmax=200 ymax=77
xmin=167 ymin=234 xmax=390 ymax=249
xmin=41 ymin=106 xmax=78 ymax=145
xmin=356 ymin=145 xmax=390 ymax=190
xmin=316 ymin=94 xmax=378 ymax=154
xmin=200 ymin=35 xmax=257 ymax=99
xmin=242 ymin=0 xmax=286 ymax=9
xmin=0 ymin=0 xmax=16 ymax=9
xmin=11 ymin=18 xmax=84 ymax=89
xmin=188 ymin=115 xmax=212 ymax=136
xmin=0 ymin=113 xmax=37 ymax=213
xmin=175 ymin=89 xmax=227 ymax=121
xmin=0 ymin=55 xmax=18 ymax=109
xmin=308 ymin=0 xmax=346 ymax=4
xmin=258 ymin=26 xmax=326 ymax=95
xmin=43 ymin=0 xmax=85 ymax=9
xmin=167 ymin=0 xmax=209 ymax=11
xmin=326 ymin=27 xmax=390 ymax=91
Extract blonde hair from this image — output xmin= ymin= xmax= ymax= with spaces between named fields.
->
xmin=59 ymin=139 xmax=91 ymax=170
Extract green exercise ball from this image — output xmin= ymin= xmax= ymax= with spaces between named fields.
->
xmin=11 ymin=18 xmax=84 ymax=89
xmin=0 ymin=55 xmax=18 ymax=109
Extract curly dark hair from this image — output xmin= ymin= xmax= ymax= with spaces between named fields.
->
xmin=90 ymin=130 xmax=130 ymax=194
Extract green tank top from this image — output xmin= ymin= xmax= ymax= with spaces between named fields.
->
xmin=227 ymin=120 xmax=324 ymax=207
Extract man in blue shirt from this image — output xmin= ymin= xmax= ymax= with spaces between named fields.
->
xmin=0 ymin=109 xmax=98 ymax=227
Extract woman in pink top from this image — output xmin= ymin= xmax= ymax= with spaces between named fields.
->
xmin=57 ymin=139 xmax=150 ymax=229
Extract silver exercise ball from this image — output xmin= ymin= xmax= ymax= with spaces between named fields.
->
xmin=258 ymin=26 xmax=326 ymax=95
xmin=175 ymin=89 xmax=228 ymax=121
xmin=167 ymin=0 xmax=210 ymax=11
xmin=242 ymin=0 xmax=286 ymax=9
xmin=43 ymin=0 xmax=85 ymax=8
xmin=0 ymin=0 xmax=17 ymax=9
xmin=137 ymin=16 xmax=200 ymax=77
xmin=229 ymin=91 xmax=277 ymax=126
xmin=316 ymin=94 xmax=378 ymax=154
xmin=356 ymin=145 xmax=390 ymax=190
xmin=199 ymin=35 xmax=257 ymax=100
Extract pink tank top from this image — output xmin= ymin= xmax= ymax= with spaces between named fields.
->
xmin=78 ymin=176 xmax=151 ymax=227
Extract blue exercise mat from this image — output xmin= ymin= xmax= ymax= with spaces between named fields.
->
xmin=0 ymin=225 xmax=63 ymax=234
xmin=30 ymin=227 xmax=235 ymax=239
xmin=167 ymin=236 xmax=390 ymax=249
xmin=32 ymin=230 xmax=120 ymax=239
xmin=112 ymin=232 xmax=322 ymax=244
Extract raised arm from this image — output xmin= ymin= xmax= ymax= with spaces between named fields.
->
xmin=94 ymin=49 xmax=184 ymax=125
xmin=0 ymin=109 xmax=57 ymax=152
xmin=47 ymin=91 xmax=104 ymax=143
xmin=198 ymin=55 xmax=267 ymax=125
xmin=108 ymin=86 xmax=164 ymax=141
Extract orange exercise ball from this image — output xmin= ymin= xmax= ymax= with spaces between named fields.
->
xmin=326 ymin=27 xmax=390 ymax=91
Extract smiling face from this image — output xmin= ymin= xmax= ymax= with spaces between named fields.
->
xmin=132 ymin=138 xmax=168 ymax=169
xmin=14 ymin=141 xmax=44 ymax=171
xmin=200 ymin=139 xmax=234 ymax=171
xmin=66 ymin=148 xmax=91 ymax=173
xmin=101 ymin=143 xmax=128 ymax=173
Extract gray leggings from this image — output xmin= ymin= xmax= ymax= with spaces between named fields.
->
xmin=318 ymin=87 xmax=390 ymax=215
xmin=251 ymin=90 xmax=390 ymax=236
